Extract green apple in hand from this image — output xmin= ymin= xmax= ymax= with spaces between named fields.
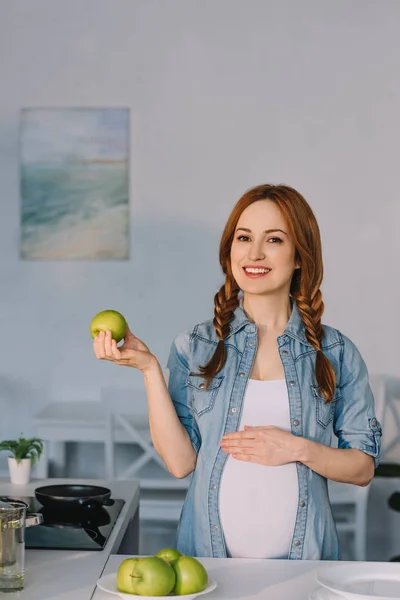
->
xmin=171 ymin=556 xmax=208 ymax=595
xmin=90 ymin=310 xmax=127 ymax=343
xmin=155 ymin=547 xmax=183 ymax=564
xmin=117 ymin=556 xmax=175 ymax=596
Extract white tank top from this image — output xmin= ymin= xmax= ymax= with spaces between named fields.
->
xmin=219 ymin=379 xmax=299 ymax=558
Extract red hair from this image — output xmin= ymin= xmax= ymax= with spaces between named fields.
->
xmin=199 ymin=184 xmax=336 ymax=402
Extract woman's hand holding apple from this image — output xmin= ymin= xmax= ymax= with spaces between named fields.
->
xmin=93 ymin=327 xmax=157 ymax=373
xmin=92 ymin=311 xmax=197 ymax=478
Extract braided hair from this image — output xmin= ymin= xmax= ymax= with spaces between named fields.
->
xmin=198 ymin=275 xmax=240 ymax=379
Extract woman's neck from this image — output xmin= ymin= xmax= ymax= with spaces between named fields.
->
xmin=242 ymin=293 xmax=292 ymax=330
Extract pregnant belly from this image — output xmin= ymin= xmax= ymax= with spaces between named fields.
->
xmin=219 ymin=456 xmax=299 ymax=558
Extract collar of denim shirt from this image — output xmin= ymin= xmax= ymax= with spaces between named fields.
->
xmin=227 ymin=296 xmax=313 ymax=348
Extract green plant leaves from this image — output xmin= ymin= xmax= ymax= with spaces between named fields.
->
xmin=0 ymin=436 xmax=44 ymax=465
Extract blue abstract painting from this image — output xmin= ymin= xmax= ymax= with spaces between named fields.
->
xmin=20 ymin=108 xmax=129 ymax=259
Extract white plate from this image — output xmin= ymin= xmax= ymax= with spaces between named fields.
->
xmin=310 ymin=586 xmax=346 ymax=599
xmin=96 ymin=572 xmax=217 ymax=600
xmin=317 ymin=563 xmax=400 ymax=600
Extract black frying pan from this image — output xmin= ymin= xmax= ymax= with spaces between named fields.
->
xmin=35 ymin=484 xmax=114 ymax=509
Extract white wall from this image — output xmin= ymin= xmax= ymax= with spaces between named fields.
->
xmin=1 ymin=0 xmax=399 ymax=465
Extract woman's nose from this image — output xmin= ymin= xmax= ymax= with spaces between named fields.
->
xmin=248 ymin=242 xmax=266 ymax=261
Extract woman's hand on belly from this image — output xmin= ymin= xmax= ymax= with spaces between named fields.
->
xmin=219 ymin=425 xmax=303 ymax=466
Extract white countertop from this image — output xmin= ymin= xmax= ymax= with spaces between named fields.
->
xmin=0 ymin=479 xmax=379 ymax=600
xmin=93 ymin=555 xmax=356 ymax=600
xmin=0 ymin=478 xmax=140 ymax=600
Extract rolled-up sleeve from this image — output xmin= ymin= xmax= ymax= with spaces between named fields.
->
xmin=166 ymin=332 xmax=201 ymax=454
xmin=334 ymin=334 xmax=382 ymax=468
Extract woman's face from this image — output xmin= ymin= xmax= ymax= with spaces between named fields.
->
xmin=230 ymin=200 xmax=299 ymax=296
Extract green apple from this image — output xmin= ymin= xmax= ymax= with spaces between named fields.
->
xmin=171 ymin=556 xmax=208 ymax=595
xmin=90 ymin=310 xmax=127 ymax=343
xmin=117 ymin=557 xmax=175 ymax=596
xmin=155 ymin=547 xmax=183 ymax=564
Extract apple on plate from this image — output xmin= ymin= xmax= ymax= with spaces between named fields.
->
xmin=155 ymin=547 xmax=183 ymax=564
xmin=117 ymin=556 xmax=175 ymax=596
xmin=171 ymin=556 xmax=208 ymax=595
xmin=90 ymin=310 xmax=127 ymax=343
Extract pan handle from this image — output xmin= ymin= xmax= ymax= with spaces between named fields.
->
xmin=80 ymin=497 xmax=115 ymax=509
xmin=102 ymin=498 xmax=115 ymax=507
xmin=83 ymin=526 xmax=107 ymax=547
xmin=26 ymin=513 xmax=44 ymax=528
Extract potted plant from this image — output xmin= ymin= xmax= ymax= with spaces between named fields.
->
xmin=0 ymin=435 xmax=44 ymax=485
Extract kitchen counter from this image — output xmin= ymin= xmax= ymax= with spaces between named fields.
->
xmin=93 ymin=555 xmax=356 ymax=600
xmin=0 ymin=478 xmax=140 ymax=599
xmin=0 ymin=479 xmax=376 ymax=599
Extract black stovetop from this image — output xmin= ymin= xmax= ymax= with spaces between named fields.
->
xmin=15 ymin=496 xmax=125 ymax=551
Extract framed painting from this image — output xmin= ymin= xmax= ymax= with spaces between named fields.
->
xmin=20 ymin=107 xmax=130 ymax=259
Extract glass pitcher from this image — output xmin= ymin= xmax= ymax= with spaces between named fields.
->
xmin=0 ymin=498 xmax=43 ymax=592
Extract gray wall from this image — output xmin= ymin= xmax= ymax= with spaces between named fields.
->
xmin=1 ymin=0 xmax=399 ymax=470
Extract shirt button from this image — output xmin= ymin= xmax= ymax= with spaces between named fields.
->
xmin=231 ymin=407 xmax=237 ymax=413
xmin=211 ymin=484 xmax=217 ymax=490
xmin=371 ymin=418 xmax=377 ymax=426
xmin=293 ymin=419 xmax=299 ymax=426
xmin=294 ymin=540 xmax=301 ymax=547
xmin=213 ymin=525 xmax=219 ymax=532
xmin=289 ymin=380 xmax=296 ymax=386
xmin=282 ymin=350 xmax=289 ymax=355
xmin=300 ymin=500 xmax=305 ymax=507
xmin=199 ymin=383 xmax=205 ymax=389
xmin=248 ymin=341 xmax=255 ymax=347
xmin=239 ymin=372 xmax=246 ymax=377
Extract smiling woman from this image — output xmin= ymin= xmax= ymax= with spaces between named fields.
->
xmin=93 ymin=183 xmax=382 ymax=561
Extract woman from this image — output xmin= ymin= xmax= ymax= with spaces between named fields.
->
xmin=93 ymin=184 xmax=382 ymax=560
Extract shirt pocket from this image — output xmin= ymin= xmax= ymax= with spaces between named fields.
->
xmin=186 ymin=374 xmax=224 ymax=417
xmin=312 ymin=384 xmax=342 ymax=429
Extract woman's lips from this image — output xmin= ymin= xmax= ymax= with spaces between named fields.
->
xmin=242 ymin=267 xmax=272 ymax=279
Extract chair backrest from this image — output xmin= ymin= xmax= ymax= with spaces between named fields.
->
xmin=369 ymin=373 xmax=386 ymax=424
xmin=383 ymin=376 xmax=400 ymax=398
xmin=101 ymin=385 xmax=149 ymax=469
xmin=101 ymin=385 xmax=149 ymax=419
xmin=376 ymin=375 xmax=400 ymax=461
xmin=100 ymin=365 xmax=169 ymax=420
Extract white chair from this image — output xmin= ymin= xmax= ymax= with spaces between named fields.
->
xmin=101 ymin=385 xmax=189 ymax=522
xmin=101 ymin=386 xmax=166 ymax=480
xmin=328 ymin=374 xmax=386 ymax=561
xmin=33 ymin=398 xmax=162 ymax=479
xmin=32 ymin=371 xmax=174 ymax=480
xmin=377 ymin=376 xmax=400 ymax=460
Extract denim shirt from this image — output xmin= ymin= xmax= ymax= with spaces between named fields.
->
xmin=166 ymin=301 xmax=382 ymax=560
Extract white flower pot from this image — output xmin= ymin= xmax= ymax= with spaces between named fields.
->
xmin=8 ymin=457 xmax=32 ymax=485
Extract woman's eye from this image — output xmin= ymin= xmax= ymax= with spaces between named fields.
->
xmin=236 ymin=235 xmax=282 ymax=243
